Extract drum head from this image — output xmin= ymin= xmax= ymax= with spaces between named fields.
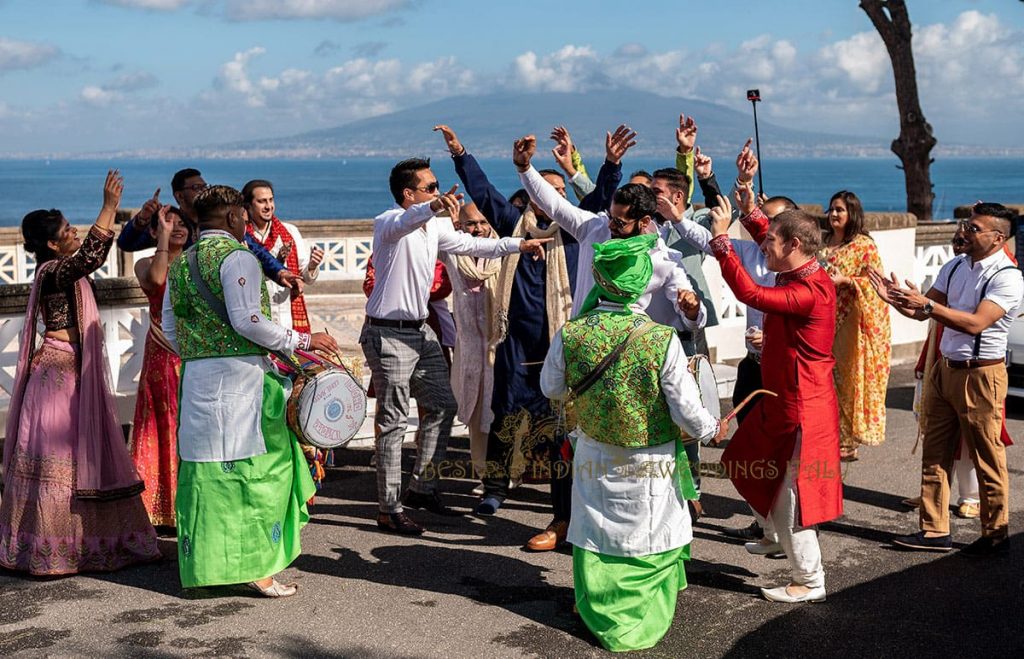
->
xmin=295 ymin=369 xmax=367 ymax=449
xmin=689 ymin=355 xmax=721 ymax=419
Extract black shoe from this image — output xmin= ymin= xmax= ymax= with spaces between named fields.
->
xmin=377 ymin=511 xmax=424 ymax=535
xmin=401 ymin=489 xmax=462 ymax=517
xmin=892 ymin=531 xmax=953 ymax=552
xmin=959 ymin=535 xmax=1009 ymax=558
xmin=723 ymin=521 xmax=764 ymax=541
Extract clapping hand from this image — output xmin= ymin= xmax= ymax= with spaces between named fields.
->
xmin=709 ymin=194 xmax=733 ymax=237
xmin=103 ymin=169 xmax=124 ymax=211
xmin=605 ymin=124 xmax=637 ymax=165
xmin=519 ymin=237 xmax=552 ymax=261
xmin=677 ymin=289 xmax=700 ymax=320
xmin=676 ymin=113 xmax=697 ymax=154
xmin=694 ymin=146 xmax=713 ymax=180
xmin=432 ymin=125 xmax=465 ymax=156
xmin=513 ymin=135 xmax=537 ymax=171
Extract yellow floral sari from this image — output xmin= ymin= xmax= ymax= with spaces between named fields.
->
xmin=823 ymin=233 xmax=891 ymax=450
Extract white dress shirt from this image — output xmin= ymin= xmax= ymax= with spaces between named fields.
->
xmin=519 ymin=166 xmax=704 ymax=331
xmin=932 ymin=250 xmax=1024 ymax=360
xmin=539 ymin=302 xmax=719 ymax=556
xmin=365 ymin=201 xmax=522 ymax=321
xmin=162 ymin=230 xmax=302 ymax=462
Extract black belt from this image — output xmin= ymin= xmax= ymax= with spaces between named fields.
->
xmin=367 ymin=316 xmax=424 ymax=329
xmin=941 ymin=357 xmax=1004 ymax=369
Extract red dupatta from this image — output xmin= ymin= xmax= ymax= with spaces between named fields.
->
xmin=247 ymin=216 xmax=311 ymax=332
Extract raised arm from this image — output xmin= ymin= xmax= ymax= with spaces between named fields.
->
xmin=134 ymin=204 xmax=173 ymax=295
xmin=374 ymin=200 xmax=437 ymax=243
xmin=674 ymin=113 xmax=698 ymax=204
xmin=435 ymin=124 xmax=523 ymax=235
xmin=49 ymin=171 xmax=122 ymax=289
xmin=550 ymin=126 xmax=596 ymax=201
xmin=578 ymin=158 xmax=623 ymax=214
xmin=518 ymin=162 xmax=598 ymax=240
xmin=711 ymin=236 xmax=816 ymax=316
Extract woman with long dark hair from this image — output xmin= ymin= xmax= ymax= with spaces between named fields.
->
xmin=821 ymin=190 xmax=891 ymax=462
xmin=0 ymin=171 xmax=160 ymax=575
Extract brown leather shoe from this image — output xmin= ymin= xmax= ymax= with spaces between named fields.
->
xmin=525 ymin=520 xmax=568 ymax=552
xmin=377 ymin=511 xmax=424 ymax=535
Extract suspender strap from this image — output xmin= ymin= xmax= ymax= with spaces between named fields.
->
xmin=972 ymin=265 xmax=1018 ymax=359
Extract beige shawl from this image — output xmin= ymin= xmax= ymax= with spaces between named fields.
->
xmin=490 ymin=206 xmax=572 ymax=355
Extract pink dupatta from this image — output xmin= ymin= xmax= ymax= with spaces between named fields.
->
xmin=3 ymin=261 xmax=144 ymax=500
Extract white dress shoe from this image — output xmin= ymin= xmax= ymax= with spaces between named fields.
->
xmin=745 ymin=540 xmax=784 ymax=555
xmin=760 ymin=584 xmax=826 ymax=603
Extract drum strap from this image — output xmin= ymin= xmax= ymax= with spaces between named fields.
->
xmin=186 ymin=249 xmax=293 ymax=366
xmin=569 ymin=321 xmax=658 ymax=398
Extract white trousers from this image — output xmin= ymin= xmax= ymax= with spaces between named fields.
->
xmin=954 ymin=438 xmax=980 ymax=504
xmin=754 ymin=438 xmax=825 ymax=588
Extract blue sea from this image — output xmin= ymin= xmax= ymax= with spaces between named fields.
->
xmin=0 ymin=157 xmax=1020 ymax=226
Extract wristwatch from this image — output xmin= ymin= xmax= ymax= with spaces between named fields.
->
xmin=922 ymin=301 xmax=934 ymax=317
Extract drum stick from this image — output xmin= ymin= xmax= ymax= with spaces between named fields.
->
xmin=724 ymin=389 xmax=777 ymax=422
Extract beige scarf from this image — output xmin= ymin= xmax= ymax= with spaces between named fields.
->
xmin=451 ymin=226 xmax=503 ymax=342
xmin=490 ymin=206 xmax=572 ymax=355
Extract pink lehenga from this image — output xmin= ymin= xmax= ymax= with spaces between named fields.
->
xmin=1 ymin=236 xmax=160 ymax=575
xmin=129 ymin=281 xmax=181 ymax=528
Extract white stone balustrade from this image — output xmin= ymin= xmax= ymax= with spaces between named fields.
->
xmin=0 ymin=214 xmax=958 ymax=437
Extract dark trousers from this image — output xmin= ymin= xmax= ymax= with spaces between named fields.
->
xmin=732 ymin=355 xmax=763 ymax=424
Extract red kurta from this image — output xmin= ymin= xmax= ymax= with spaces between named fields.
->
xmin=710 ymin=208 xmax=843 ymax=526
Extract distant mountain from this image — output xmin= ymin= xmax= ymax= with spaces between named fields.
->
xmin=217 ymin=90 xmax=888 ymax=159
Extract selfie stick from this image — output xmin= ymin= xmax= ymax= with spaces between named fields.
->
xmin=747 ymin=89 xmax=764 ymax=196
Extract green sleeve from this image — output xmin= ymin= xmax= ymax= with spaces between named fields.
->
xmin=572 ymin=149 xmax=588 ymax=180
xmin=674 ymin=149 xmax=695 ymax=204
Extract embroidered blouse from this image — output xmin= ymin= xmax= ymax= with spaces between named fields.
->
xmin=38 ymin=226 xmax=114 ymax=331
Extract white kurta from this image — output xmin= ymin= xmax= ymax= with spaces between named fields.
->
xmin=248 ymin=220 xmax=320 ymax=330
xmin=540 ymin=304 xmax=719 ymax=557
xmin=163 ymin=230 xmax=302 ymax=463
xmin=439 ymin=251 xmax=495 ymax=433
xmin=518 ymin=166 xmax=706 ymax=331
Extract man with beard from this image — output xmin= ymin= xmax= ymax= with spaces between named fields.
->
xmin=241 ymin=179 xmax=324 ymax=332
xmin=515 ymin=127 xmax=706 ymax=551
xmin=433 ymin=125 xmax=579 ymax=539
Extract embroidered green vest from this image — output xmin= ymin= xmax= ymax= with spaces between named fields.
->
xmin=169 ymin=236 xmax=272 ymax=361
xmin=561 ymin=311 xmax=682 ymax=449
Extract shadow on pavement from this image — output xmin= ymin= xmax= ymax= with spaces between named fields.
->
xmin=724 ymin=531 xmax=1024 ymax=658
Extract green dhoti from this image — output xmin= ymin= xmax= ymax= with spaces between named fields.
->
xmin=175 ymin=371 xmax=315 ymax=588
xmin=573 ymin=543 xmax=690 ymax=653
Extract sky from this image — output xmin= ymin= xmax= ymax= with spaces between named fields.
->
xmin=0 ymin=0 xmax=1022 ymax=155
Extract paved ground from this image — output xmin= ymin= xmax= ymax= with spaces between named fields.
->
xmin=1 ymin=363 xmax=1022 ymax=658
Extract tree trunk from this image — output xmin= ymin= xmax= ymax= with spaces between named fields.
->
xmin=861 ymin=0 xmax=936 ymax=221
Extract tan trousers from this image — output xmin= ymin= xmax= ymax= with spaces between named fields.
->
xmin=920 ymin=360 xmax=1009 ymax=538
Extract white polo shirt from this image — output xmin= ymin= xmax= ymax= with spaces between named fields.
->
xmin=932 ymin=250 xmax=1023 ymax=360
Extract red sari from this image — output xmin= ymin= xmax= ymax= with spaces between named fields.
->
xmin=710 ymin=208 xmax=843 ymax=527
xmin=129 ymin=281 xmax=181 ymax=527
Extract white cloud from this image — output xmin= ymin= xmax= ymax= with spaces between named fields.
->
xmin=0 ymin=37 xmax=59 ymax=72
xmin=512 ymin=46 xmax=601 ymax=92
xmin=225 ymin=0 xmax=412 ymax=22
xmin=97 ymin=0 xmax=191 ymax=9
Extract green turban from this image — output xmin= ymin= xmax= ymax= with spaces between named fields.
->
xmin=578 ymin=232 xmax=658 ymax=315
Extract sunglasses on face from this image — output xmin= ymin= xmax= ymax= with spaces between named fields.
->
xmin=412 ymin=181 xmax=440 ymax=193
xmin=958 ymin=220 xmax=1003 ymax=237
xmin=609 ymin=215 xmax=636 ymax=230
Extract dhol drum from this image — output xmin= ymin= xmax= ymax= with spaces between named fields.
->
xmin=286 ymin=358 xmax=367 ymax=449
xmin=688 ymin=354 xmax=722 ymax=423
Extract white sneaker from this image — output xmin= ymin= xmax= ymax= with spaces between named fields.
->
xmin=471 ymin=483 xmax=485 ymax=496
xmin=760 ymin=584 xmax=826 ymax=603
xmin=744 ymin=540 xmax=784 ymax=555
